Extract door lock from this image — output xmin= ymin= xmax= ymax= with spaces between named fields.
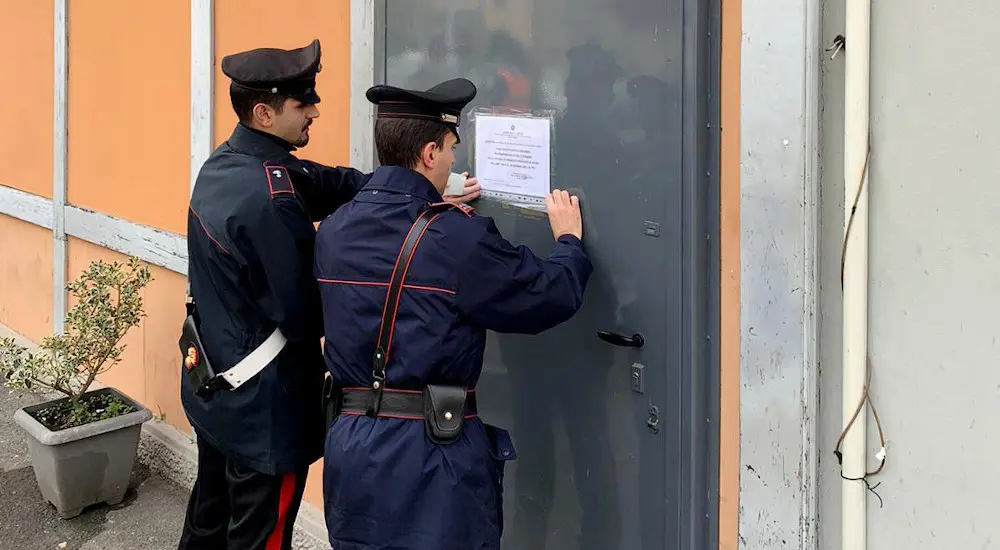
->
xmin=630 ymin=363 xmax=645 ymax=394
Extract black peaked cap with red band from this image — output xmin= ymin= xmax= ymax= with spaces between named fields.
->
xmin=366 ymin=78 xmax=477 ymax=138
xmin=221 ymin=39 xmax=323 ymax=104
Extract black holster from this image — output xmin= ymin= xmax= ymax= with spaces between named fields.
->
xmin=179 ymin=302 xmax=222 ymax=398
xmin=322 ymin=375 xmax=341 ymax=428
xmin=423 ymin=384 xmax=468 ymax=445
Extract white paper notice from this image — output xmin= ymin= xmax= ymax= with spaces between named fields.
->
xmin=474 ymin=114 xmax=551 ymax=208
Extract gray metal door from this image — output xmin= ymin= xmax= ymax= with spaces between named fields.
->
xmin=377 ymin=1 xmax=719 ymax=548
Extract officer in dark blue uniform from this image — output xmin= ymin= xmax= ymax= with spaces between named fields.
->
xmin=314 ymin=77 xmax=592 ymax=550
xmin=178 ymin=40 xmax=480 ymax=550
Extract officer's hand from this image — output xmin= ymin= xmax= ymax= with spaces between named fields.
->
xmin=443 ymin=172 xmax=482 ymax=205
xmin=545 ymin=189 xmax=583 ymax=241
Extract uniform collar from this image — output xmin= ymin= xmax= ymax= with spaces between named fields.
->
xmin=227 ymin=123 xmax=297 ymax=161
xmin=365 ymin=166 xmax=444 ymax=203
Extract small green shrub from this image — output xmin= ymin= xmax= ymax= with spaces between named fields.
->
xmin=0 ymin=257 xmax=152 ymax=430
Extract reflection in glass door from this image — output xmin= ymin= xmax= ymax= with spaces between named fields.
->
xmin=377 ymin=1 xmax=719 ymax=548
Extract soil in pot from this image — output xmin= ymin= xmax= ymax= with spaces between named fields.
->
xmin=14 ymin=387 xmax=152 ymax=519
xmin=29 ymin=392 xmax=137 ymax=431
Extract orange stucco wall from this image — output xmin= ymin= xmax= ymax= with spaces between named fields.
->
xmin=718 ymin=0 xmax=741 ymax=546
xmin=68 ymin=237 xmax=191 ymax=435
xmin=0 ymin=1 xmax=53 ymax=199
xmin=66 ymin=0 xmax=190 ymax=235
xmin=0 ymin=216 xmax=53 ymax=342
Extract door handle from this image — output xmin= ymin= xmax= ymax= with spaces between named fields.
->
xmin=596 ymin=330 xmax=644 ymax=348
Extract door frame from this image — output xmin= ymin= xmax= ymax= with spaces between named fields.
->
xmin=348 ymin=1 xmax=722 ymax=547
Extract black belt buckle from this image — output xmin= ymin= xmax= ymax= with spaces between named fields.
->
xmin=179 ymin=305 xmax=225 ymax=399
xmin=423 ymin=385 xmax=468 ymax=445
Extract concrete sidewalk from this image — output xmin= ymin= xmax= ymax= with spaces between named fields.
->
xmin=0 ymin=382 xmax=190 ymax=550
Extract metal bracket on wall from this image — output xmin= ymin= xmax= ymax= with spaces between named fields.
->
xmin=826 ymin=34 xmax=846 ymax=59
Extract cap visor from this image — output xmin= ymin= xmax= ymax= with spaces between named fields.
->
xmin=296 ymin=90 xmax=321 ymax=104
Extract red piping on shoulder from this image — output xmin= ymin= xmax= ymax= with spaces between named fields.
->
xmin=429 ymin=201 xmax=474 ymax=217
xmin=263 ymin=164 xmax=296 ymax=198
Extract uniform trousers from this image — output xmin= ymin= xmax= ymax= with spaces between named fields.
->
xmin=178 ymin=431 xmax=308 ymax=550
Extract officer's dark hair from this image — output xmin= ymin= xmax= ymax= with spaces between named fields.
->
xmin=374 ymin=118 xmax=453 ymax=169
xmin=229 ymin=82 xmax=289 ymax=125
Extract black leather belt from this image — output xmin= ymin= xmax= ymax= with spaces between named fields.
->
xmin=339 ymin=388 xmax=478 ymax=420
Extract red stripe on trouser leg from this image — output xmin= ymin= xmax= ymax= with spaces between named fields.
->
xmin=265 ymin=473 xmax=296 ymax=550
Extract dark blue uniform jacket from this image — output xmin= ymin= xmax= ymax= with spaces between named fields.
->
xmin=183 ymin=123 xmax=370 ymax=475
xmin=314 ymin=166 xmax=593 ymax=550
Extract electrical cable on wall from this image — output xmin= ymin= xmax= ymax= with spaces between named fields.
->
xmin=836 ymin=138 xmax=888 ymax=508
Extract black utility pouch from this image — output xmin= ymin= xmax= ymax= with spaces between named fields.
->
xmin=423 ymin=384 xmax=467 ymax=444
xmin=178 ymin=308 xmax=217 ymax=397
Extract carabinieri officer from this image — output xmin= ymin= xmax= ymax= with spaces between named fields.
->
xmin=314 ymin=77 xmax=591 ymax=549
xmin=179 ymin=39 xmax=479 ymax=549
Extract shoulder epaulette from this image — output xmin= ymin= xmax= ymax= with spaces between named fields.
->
xmin=263 ymin=164 xmax=295 ymax=198
xmin=430 ymin=201 xmax=475 ymax=218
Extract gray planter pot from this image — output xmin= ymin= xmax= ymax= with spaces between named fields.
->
xmin=13 ymin=387 xmax=153 ymax=519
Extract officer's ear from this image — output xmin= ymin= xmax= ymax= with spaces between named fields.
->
xmin=418 ymin=140 xmax=441 ymax=169
xmin=251 ymin=102 xmax=279 ymax=128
